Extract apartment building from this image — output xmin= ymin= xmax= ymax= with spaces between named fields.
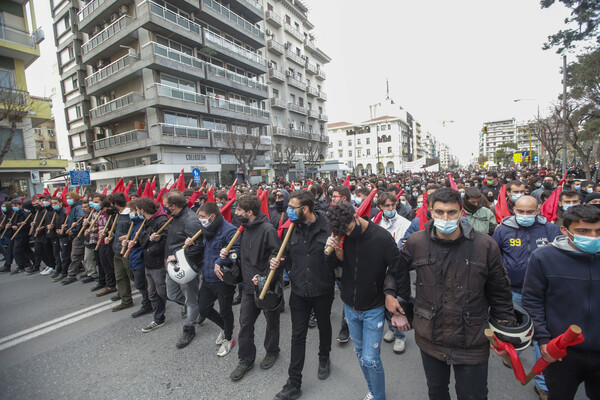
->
xmin=51 ymin=0 xmax=271 ymax=187
xmin=264 ymin=0 xmax=330 ymax=179
xmin=479 ymin=118 xmax=542 ymax=165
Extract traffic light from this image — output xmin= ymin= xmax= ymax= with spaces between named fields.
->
xmin=483 ymin=126 xmax=488 ymax=134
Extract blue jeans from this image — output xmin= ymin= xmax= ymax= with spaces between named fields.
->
xmin=344 ymin=304 xmax=386 ymax=400
xmin=387 ymin=322 xmax=406 ymax=339
xmin=512 ymin=291 xmax=547 ymax=392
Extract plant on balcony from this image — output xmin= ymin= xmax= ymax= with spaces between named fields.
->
xmin=0 ymin=88 xmax=32 ymax=165
xmin=198 ymin=45 xmax=217 ymax=60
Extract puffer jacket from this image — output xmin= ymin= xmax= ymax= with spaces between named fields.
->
xmin=464 ymin=206 xmax=497 ymax=235
xmin=140 ymin=208 xmax=169 ymax=270
xmin=392 ymin=219 xmax=515 ymax=365
xmin=492 ymin=215 xmax=561 ymax=293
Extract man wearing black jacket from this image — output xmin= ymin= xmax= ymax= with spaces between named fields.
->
xmin=108 ymin=193 xmax=133 ymax=311
xmin=162 ymin=192 xmax=204 ymax=349
xmin=270 ymin=190 xmax=334 ymax=400
xmin=326 ymin=202 xmax=410 ymax=400
xmin=221 ymin=194 xmax=282 ymax=382
xmin=10 ymin=200 xmax=34 ymax=274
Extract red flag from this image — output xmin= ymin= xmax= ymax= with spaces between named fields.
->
xmin=256 ymin=187 xmax=263 ymax=198
xmin=176 ymin=169 xmax=185 ymax=192
xmin=278 ymin=218 xmax=292 ymax=239
xmin=123 ymin=181 xmax=133 ymax=200
xmin=136 ymin=180 xmax=144 ymax=197
xmin=342 ymin=174 xmax=351 ymax=188
xmin=76 ymin=186 xmax=81 ymax=194
xmin=43 ymin=188 xmax=50 ymax=196
xmin=416 ymin=192 xmax=429 ymax=230
xmin=531 ymin=325 xmax=584 ymax=376
xmin=111 ymin=178 xmax=125 ymax=194
xmin=201 ymin=179 xmax=207 ymax=188
xmin=52 ymin=188 xmax=59 ymax=197
xmin=307 ymin=180 xmax=313 ymax=186
xmin=150 ymin=179 xmax=156 ymax=192
xmin=395 ymin=189 xmax=405 ymax=200
xmin=155 ymin=188 xmax=167 ymax=204
xmin=228 ymin=179 xmax=238 ymax=201
xmin=220 ymin=198 xmax=235 ymax=223
xmin=187 ymin=190 xmax=202 ymax=209
xmin=102 ymin=186 xmax=108 ymax=196
xmin=142 ymin=180 xmax=154 ymax=199
xmin=372 ymin=209 xmax=383 ymax=224
xmin=494 ymin=185 xmax=511 ymax=223
xmin=356 ymin=189 xmax=377 ymax=218
xmin=259 ymin=190 xmax=270 ymax=219
xmin=540 ymin=170 xmax=568 ymax=222
xmin=61 ymin=186 xmax=69 ymax=203
xmin=206 ymin=187 xmax=215 ymax=203
xmin=448 ymin=173 xmax=458 ymax=190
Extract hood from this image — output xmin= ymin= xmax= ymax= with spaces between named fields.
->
xmin=119 ymin=207 xmax=131 ymax=215
xmin=501 ymin=215 xmax=548 ymax=229
xmin=242 ymin=211 xmax=269 ymax=229
xmin=150 ymin=206 xmax=168 ymax=220
xmin=552 ymin=235 xmax=586 ymax=254
xmin=279 ymin=189 xmax=289 ymax=209
xmin=22 ymin=200 xmax=34 ymax=211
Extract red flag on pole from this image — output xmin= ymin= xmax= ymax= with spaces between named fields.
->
xmin=416 ymin=192 xmax=429 ymax=231
xmin=187 ymin=189 xmax=202 ymax=209
xmin=356 ymin=189 xmax=377 ymax=218
xmin=207 ymin=187 xmax=215 ymax=203
xmin=155 ymin=188 xmax=167 ymax=204
xmin=102 ymin=186 xmax=108 ymax=196
xmin=259 ymin=190 xmax=270 ymax=219
xmin=278 ymin=218 xmax=292 ymax=239
xmin=61 ymin=186 xmax=69 ymax=203
xmin=494 ymin=185 xmax=511 ymax=223
xmin=136 ymin=180 xmax=144 ymax=197
xmin=43 ymin=188 xmax=50 ymax=196
xmin=540 ymin=170 xmax=568 ymax=222
xmin=111 ymin=178 xmax=125 ymax=194
xmin=227 ymin=179 xmax=238 ymax=201
xmin=372 ymin=209 xmax=384 ymax=224
xmin=176 ymin=169 xmax=186 ymax=192
xmin=395 ymin=189 xmax=405 ymax=200
xmin=342 ymin=174 xmax=351 ymax=188
xmin=52 ymin=188 xmax=59 ymax=197
xmin=142 ymin=179 xmax=154 ymax=199
xmin=448 ymin=173 xmax=458 ymax=190
xmin=75 ymin=186 xmax=81 ymax=194
xmin=123 ymin=181 xmax=133 ymax=201
xmin=220 ymin=198 xmax=235 ymax=223
xmin=256 ymin=187 xmax=263 ymax=198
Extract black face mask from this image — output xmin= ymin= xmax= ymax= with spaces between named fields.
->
xmin=275 ymin=200 xmax=284 ymax=212
xmin=543 ymin=182 xmax=554 ymax=190
xmin=487 ymin=194 xmax=495 ymax=202
xmin=349 ymin=185 xmax=356 ymax=192
xmin=348 ymin=218 xmax=362 ymax=238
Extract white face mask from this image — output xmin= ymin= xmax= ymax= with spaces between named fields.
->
xmin=200 ymin=217 xmax=212 ymax=227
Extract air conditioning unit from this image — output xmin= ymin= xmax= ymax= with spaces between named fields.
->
xmin=265 ymin=28 xmax=272 ymax=36
xmin=289 ymin=123 xmax=294 ymax=128
xmin=118 ymin=5 xmax=128 ymax=15
xmin=109 ymin=13 xmax=118 ymax=22
xmin=268 ymin=61 xmax=274 ymax=68
xmin=301 ymin=55 xmax=307 ymax=60
xmin=96 ymin=59 xmax=106 ymax=68
xmin=79 ymin=162 xmax=87 ymax=170
xmin=284 ymin=43 xmax=290 ymax=49
xmin=33 ymin=28 xmax=45 ymax=44
xmin=285 ymin=71 xmax=292 ymax=77
xmin=141 ymin=157 xmax=151 ymax=166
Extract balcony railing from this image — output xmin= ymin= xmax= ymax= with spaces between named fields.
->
xmin=146 ymin=41 xmax=205 ymax=70
xmin=209 ymin=97 xmax=269 ymax=118
xmin=269 ymin=98 xmax=286 ymax=109
xmin=284 ymin=22 xmax=303 ymax=41
xmin=0 ymin=24 xmax=37 ymax=48
xmin=306 ymin=85 xmax=318 ymax=97
xmin=78 ymin=0 xmax=108 ymax=21
xmin=305 ymin=62 xmax=317 ymax=75
xmin=285 ymin=49 xmax=304 ymax=66
xmin=319 ymin=113 xmax=328 ymax=122
xmin=85 ymin=54 xmax=135 ymax=87
xmin=287 ymin=75 xmax=306 ymax=91
xmin=267 ymin=39 xmax=284 ymax=54
xmin=265 ymin=10 xmax=281 ymax=26
xmin=317 ymin=90 xmax=327 ymax=101
xmin=0 ymin=87 xmax=28 ymax=105
xmin=81 ymin=14 xmax=134 ymax=55
xmin=290 ymin=129 xmax=311 ymax=139
xmin=288 ymin=103 xmax=308 ymax=115
xmin=202 ymin=0 xmax=264 ymax=40
xmin=89 ymin=92 xmax=141 ymax=119
xmin=304 ymin=38 xmax=316 ymax=52
xmin=159 ymin=123 xmax=210 ymax=139
xmin=153 ymin=83 xmax=207 ymax=105
xmin=93 ymin=129 xmax=148 ymax=150
xmin=238 ymin=0 xmax=263 ymax=14
xmin=307 ymin=109 xmax=319 ymax=119
xmin=268 ymin=68 xmax=285 ymax=82
xmin=204 ymin=30 xmax=266 ymax=66
xmin=207 ymin=63 xmax=267 ymax=92
xmin=147 ymin=1 xmax=201 ymax=35
xmin=271 ymin=126 xmax=289 ymax=136
xmin=317 ymin=68 xmax=326 ymax=80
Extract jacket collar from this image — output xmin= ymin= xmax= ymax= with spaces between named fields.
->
xmin=425 ymin=219 xmax=475 ymax=242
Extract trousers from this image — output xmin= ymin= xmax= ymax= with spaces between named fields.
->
xmin=237 ymin=290 xmax=281 ymax=365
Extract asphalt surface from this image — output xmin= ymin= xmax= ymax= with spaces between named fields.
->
xmin=0 ymin=267 xmax=587 ymax=400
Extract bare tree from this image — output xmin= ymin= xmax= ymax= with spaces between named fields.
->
xmin=223 ymin=130 xmax=262 ymax=180
xmin=303 ymin=141 xmax=323 ymax=180
xmin=0 ymin=87 xmax=32 ymax=164
xmin=272 ymin=139 xmax=301 ymax=180
xmin=527 ymin=114 xmax=564 ymax=168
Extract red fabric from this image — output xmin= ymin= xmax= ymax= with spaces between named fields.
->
xmin=187 ymin=190 xmax=201 ymax=209
xmin=396 ymin=183 xmax=400 ymax=189
xmin=75 ymin=186 xmax=81 ymax=194
xmin=342 ymin=174 xmax=351 ymax=188
xmin=220 ymin=198 xmax=235 ymax=223
xmin=356 ymin=189 xmax=377 ymax=218
xmin=207 ymin=187 xmax=215 ymax=203
xmin=123 ymin=181 xmax=133 ymax=201
xmin=43 ymin=188 xmax=50 ymax=196
xmin=150 ymin=179 xmax=156 ymax=192
xmin=494 ymin=185 xmax=511 ymax=223
xmin=168 ymin=182 xmax=177 ymax=192
xmin=448 ymin=173 xmax=458 ymax=190
xmin=155 ymin=188 xmax=166 ymax=204
xmin=259 ymin=190 xmax=270 ymax=219
xmin=52 ymin=188 xmax=59 ymax=197
xmin=176 ymin=169 xmax=186 ymax=192
xmin=227 ymin=179 xmax=238 ymax=201
xmin=540 ymin=170 xmax=568 ymax=222
xmin=372 ymin=209 xmax=383 ymax=224
xmin=102 ymin=186 xmax=108 ymax=196
xmin=395 ymin=189 xmax=405 ymax=200
xmin=142 ymin=180 xmax=154 ymax=199
xmin=111 ymin=178 xmax=125 ymax=194
xmin=416 ymin=192 xmax=429 ymax=230
xmin=278 ymin=218 xmax=292 ymax=239
xmin=256 ymin=187 xmax=263 ymax=198
xmin=136 ymin=181 xmax=144 ymax=197
xmin=490 ymin=336 xmax=527 ymax=383
xmin=61 ymin=186 xmax=69 ymax=204
xmin=532 ymin=326 xmax=584 ymax=375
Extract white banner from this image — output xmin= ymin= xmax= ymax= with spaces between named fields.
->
xmin=413 ymin=163 xmax=439 ymax=172
xmin=401 ymin=157 xmax=426 ymax=171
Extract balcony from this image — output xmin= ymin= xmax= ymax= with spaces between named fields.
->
xmin=0 ymin=87 xmax=28 ymax=106
xmin=212 ymin=130 xmax=270 ymax=150
xmin=306 ymin=85 xmax=318 ymax=97
xmin=149 ymin=83 xmax=208 ymax=114
xmin=265 ymin=10 xmax=282 ymax=27
xmin=271 ymin=126 xmax=289 ymax=137
xmin=316 ymin=68 xmax=326 ymax=80
xmin=267 ymin=39 xmax=284 ymax=55
xmin=0 ymin=24 xmax=42 ymax=66
xmin=199 ymin=0 xmax=265 ymax=48
xmin=268 ymin=68 xmax=285 ymax=82
xmin=288 ymin=103 xmax=308 ymax=115
xmin=145 ymin=41 xmax=206 ymax=82
xmin=85 ymin=53 xmax=140 ymax=95
xmin=305 ymin=61 xmax=317 ymax=75
xmin=159 ymin=123 xmax=212 ymax=147
xmin=206 ymin=63 xmax=268 ymax=99
xmin=0 ymin=24 xmax=38 ymax=48
xmin=203 ymin=29 xmax=267 ymax=74
xmin=285 ymin=49 xmax=305 ymax=67
xmin=317 ymin=90 xmax=327 ymax=101
xmin=270 ymin=98 xmax=286 ymax=110
xmin=89 ymin=92 xmax=144 ymax=125
xmin=284 ymin=22 xmax=303 ymax=42
xmin=290 ymin=129 xmax=311 ymax=140
xmin=304 ymin=38 xmax=316 ymax=52
xmin=77 ymin=0 xmax=132 ymax=33
xmin=318 ymin=113 xmax=328 ymax=122
xmin=81 ymin=14 xmax=137 ymax=64
xmin=208 ymin=97 xmax=269 ymax=124
xmin=287 ymin=75 xmax=306 ymax=91
xmin=139 ymin=1 xmax=203 ymax=49
xmin=307 ymin=109 xmax=319 ymax=119
xmin=229 ymin=0 xmax=263 ymax=23
xmin=93 ymin=129 xmax=149 ymax=156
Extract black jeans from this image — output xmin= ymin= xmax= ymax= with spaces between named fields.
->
xmin=145 ymin=268 xmax=167 ymax=323
xmin=132 ymin=268 xmax=151 ymax=310
xmin=13 ymin=236 xmax=33 ymax=269
xmin=420 ymin=350 xmax=488 ymax=400
xmin=98 ymin=243 xmax=115 ymax=287
xmin=59 ymin=237 xmax=72 ymax=275
xmin=288 ymin=291 xmax=334 ymax=388
xmin=1 ymin=238 xmax=13 ymax=267
xmin=238 ymin=290 xmax=281 ymax=365
xmin=198 ymin=281 xmax=236 ymax=340
xmin=50 ymin=238 xmax=60 ymax=270
xmin=545 ymin=348 xmax=600 ymax=400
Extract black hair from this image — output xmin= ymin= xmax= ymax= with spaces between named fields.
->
xmin=199 ymin=202 xmax=220 ymax=216
xmin=183 ymin=188 xmax=195 ymax=197
xmin=289 ymin=190 xmax=315 ymax=212
xmin=377 ymin=192 xmax=397 ymax=206
xmin=464 ymin=187 xmax=482 ymax=200
xmin=333 ymin=185 xmax=351 ymax=201
xmin=506 ymin=180 xmax=525 ymax=193
xmin=559 ymin=190 xmax=581 ymax=202
xmin=215 ymin=191 xmax=228 ymax=202
xmin=108 ymin=192 xmax=127 ymax=208
xmin=164 ymin=192 xmax=187 ymax=208
xmin=355 ymin=187 xmax=370 ymax=197
xmin=486 ymin=171 xmax=498 ymax=178
xmin=563 ymin=204 xmax=600 ymax=229
xmin=137 ymin=198 xmax=158 ymax=215
xmin=326 ymin=202 xmax=356 ymax=236
xmin=308 ymin=183 xmax=323 ymax=197
xmin=91 ymin=193 xmax=105 ymax=202
xmin=429 ymin=187 xmax=463 ymax=209
xmin=236 ymin=194 xmax=261 ymax=216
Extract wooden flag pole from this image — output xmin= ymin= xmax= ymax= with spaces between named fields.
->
xmin=260 ymin=223 xmax=294 ymax=300
xmin=120 ymin=222 xmax=134 ymax=255
xmin=123 ymin=220 xmax=145 ymax=258
xmin=11 ymin=213 xmax=32 ymax=240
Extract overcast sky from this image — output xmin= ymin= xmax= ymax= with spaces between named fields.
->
xmin=26 ymin=0 xmax=573 ymax=162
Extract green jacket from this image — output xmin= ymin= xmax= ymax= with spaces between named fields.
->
xmin=464 ymin=206 xmax=497 ymax=235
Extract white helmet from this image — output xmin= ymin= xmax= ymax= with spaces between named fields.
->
xmin=488 ymin=304 xmax=534 ymax=352
xmin=167 ymin=248 xmax=197 ymax=285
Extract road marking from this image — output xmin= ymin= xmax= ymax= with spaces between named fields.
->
xmin=0 ymin=293 xmax=141 ymax=352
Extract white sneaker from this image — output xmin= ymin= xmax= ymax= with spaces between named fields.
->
xmin=383 ymin=330 xmax=394 ymax=343
xmin=217 ymin=338 xmax=235 ymax=357
xmin=363 ymin=392 xmax=374 ymax=400
xmin=393 ymin=337 xmax=406 ymax=354
xmin=215 ymin=331 xmax=225 ymax=346
xmin=40 ymin=267 xmax=54 ymax=276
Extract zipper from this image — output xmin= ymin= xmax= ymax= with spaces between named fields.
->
xmin=353 ymin=239 xmax=358 ymax=306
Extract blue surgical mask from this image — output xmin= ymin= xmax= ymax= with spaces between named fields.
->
xmin=137 ymin=212 xmax=144 ymax=219
xmin=574 ymin=185 xmax=581 ymax=191
xmin=562 ymin=204 xmax=574 ymax=211
xmin=66 ymin=199 xmax=74 ymax=206
xmin=129 ymin=213 xmax=137 ymax=219
xmin=567 ymin=230 xmax=600 ymax=254
xmin=515 ymin=214 xmax=535 ymax=227
xmin=412 ymin=193 xmax=418 ymax=197
xmin=286 ymin=207 xmax=299 ymax=222
xmin=1 ymin=207 xmax=5 ymax=212
xmin=434 ymin=218 xmax=459 ymax=235
xmin=400 ymin=201 xmax=408 ymax=206
xmin=12 ymin=207 xmax=19 ymax=212
xmin=355 ymin=198 xmax=363 ymax=206
xmin=383 ymin=210 xmax=396 ymax=219
xmin=460 ymin=193 xmax=465 ymax=198
xmin=536 ymin=183 xmax=542 ymax=188
xmin=23 ymin=209 xmax=31 ymax=213
xmin=511 ymin=194 xmax=524 ymax=203
xmin=52 ymin=205 xmax=61 ymax=211
xmin=91 ymin=203 xmax=101 ymax=211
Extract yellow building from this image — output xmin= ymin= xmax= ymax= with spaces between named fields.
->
xmin=0 ymin=0 xmax=67 ymax=198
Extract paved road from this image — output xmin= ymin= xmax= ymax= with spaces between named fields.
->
xmin=0 ymin=270 xmax=586 ymax=400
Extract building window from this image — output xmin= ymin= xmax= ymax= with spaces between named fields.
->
xmin=357 ymin=138 xmax=361 ymax=145
xmin=366 ymin=138 xmax=370 ymax=145
xmin=338 ymin=141 xmax=342 ymax=147
xmin=367 ymin=149 xmax=371 ymax=155
xmin=348 ymin=150 xmax=352 ymax=157
xmin=0 ymin=68 xmax=16 ymax=88
xmin=48 ymin=129 xmax=55 ymax=136
xmin=36 ymin=141 xmax=44 ymax=150
xmin=273 ymin=88 xmax=279 ymax=98
xmin=49 ymin=141 xmax=57 ymax=150
xmin=338 ymin=150 xmax=343 ymax=158
xmin=34 ymin=128 xmax=42 ymax=135
xmin=328 ymin=143 xmax=332 ymax=148
xmin=347 ymin=139 xmax=352 ymax=146
xmin=329 ymin=152 xmax=333 ymax=159
xmin=357 ymin=149 xmax=361 ymax=157
xmin=388 ymin=147 xmax=392 ymax=153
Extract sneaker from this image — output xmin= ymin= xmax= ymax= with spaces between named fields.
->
xmin=50 ymin=271 xmax=60 ymax=279
xmin=180 ymin=305 xmax=187 ymax=319
xmin=40 ymin=267 xmax=54 ymax=276
xmin=363 ymin=392 xmax=374 ymax=400
xmin=383 ymin=330 xmax=395 ymax=343
xmin=393 ymin=337 xmax=406 ymax=354
xmin=534 ymin=385 xmax=549 ymax=400
xmin=230 ymin=362 xmax=253 ymax=382
xmin=131 ymin=307 xmax=153 ymax=318
xmin=176 ymin=326 xmax=196 ymax=349
xmin=215 ymin=331 xmax=226 ymax=346
xmin=24 ymin=267 xmax=36 ymax=275
xmin=318 ymin=358 xmax=330 ymax=380
xmin=217 ymin=338 xmax=235 ymax=357
xmin=52 ymin=273 xmax=66 ymax=282
xmin=336 ymin=325 xmax=350 ymax=343
xmin=308 ymin=312 xmax=317 ymax=328
xmin=274 ymin=382 xmax=302 ymax=400
xmin=260 ymin=353 xmax=279 ymax=370
xmin=142 ymin=320 xmax=165 ymax=333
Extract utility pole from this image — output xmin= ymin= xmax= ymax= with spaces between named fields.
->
xmin=561 ymin=55 xmax=568 ymax=172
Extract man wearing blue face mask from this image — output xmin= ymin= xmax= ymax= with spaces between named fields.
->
xmin=556 ymin=190 xmax=581 ymax=227
xmin=492 ymin=195 xmax=561 ymax=398
xmin=522 ymin=205 xmax=600 ymax=399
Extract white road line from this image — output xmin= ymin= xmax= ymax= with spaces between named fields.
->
xmin=0 ymin=293 xmax=141 ymax=351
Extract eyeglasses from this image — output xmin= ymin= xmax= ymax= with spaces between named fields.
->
xmin=288 ymin=205 xmax=304 ymax=210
